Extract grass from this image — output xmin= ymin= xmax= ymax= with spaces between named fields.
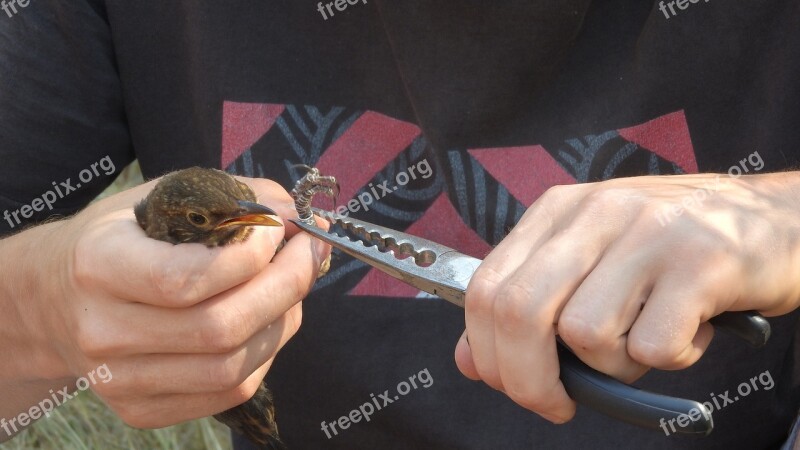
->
xmin=0 ymin=390 xmax=233 ymax=450
xmin=2 ymin=161 xmax=233 ymax=449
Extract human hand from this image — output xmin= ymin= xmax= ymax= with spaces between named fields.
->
xmin=12 ymin=175 xmax=329 ymax=429
xmin=454 ymin=172 xmax=800 ymax=423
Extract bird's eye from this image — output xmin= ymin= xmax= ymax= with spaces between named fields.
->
xmin=187 ymin=212 xmax=208 ymax=225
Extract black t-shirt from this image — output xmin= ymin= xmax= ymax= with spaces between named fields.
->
xmin=2 ymin=1 xmax=800 ymax=449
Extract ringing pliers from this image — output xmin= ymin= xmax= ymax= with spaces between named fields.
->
xmin=290 ymin=207 xmax=771 ymax=436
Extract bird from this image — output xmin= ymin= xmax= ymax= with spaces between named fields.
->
xmin=134 ymin=167 xmax=282 ymax=246
xmin=134 ymin=166 xmax=288 ymax=449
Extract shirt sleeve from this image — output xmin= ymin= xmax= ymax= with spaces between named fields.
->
xmin=0 ymin=0 xmax=133 ymax=237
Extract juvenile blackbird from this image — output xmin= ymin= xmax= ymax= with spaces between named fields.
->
xmin=134 ymin=167 xmax=288 ymax=449
xmin=134 ymin=167 xmax=281 ymax=246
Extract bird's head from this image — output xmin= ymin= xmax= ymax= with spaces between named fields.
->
xmin=134 ymin=167 xmax=282 ymax=247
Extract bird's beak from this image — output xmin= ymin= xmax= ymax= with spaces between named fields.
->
xmin=216 ymin=201 xmax=283 ymax=228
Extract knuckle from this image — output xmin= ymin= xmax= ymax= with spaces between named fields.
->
xmin=473 ymin=366 xmax=503 ymax=391
xmin=520 ymin=184 xmax=572 ymax=224
xmin=89 ymin=376 xmax=116 ymax=398
xmin=694 ymin=232 xmax=739 ymax=261
xmin=288 ymin=262 xmax=312 ymax=296
xmin=272 ymin=254 xmax=312 ymax=303
xmin=198 ymin=310 xmax=249 ymax=353
xmin=582 ymin=187 xmax=626 ymax=212
xmin=112 ymin=401 xmax=156 ymax=429
xmin=244 ymin=236 xmax=274 ymax=271
xmin=470 ymin=368 xmax=506 ymax=395
xmin=284 ymin=305 xmax=304 ymax=335
xmin=75 ymin=321 xmax=111 ymax=357
xmin=504 ymin=385 xmax=544 ymax=411
xmin=207 ymin=355 xmax=248 ymax=391
xmin=557 ymin=314 xmax=615 ymax=352
xmin=466 ymin=266 xmax=504 ymax=316
xmin=72 ymin=235 xmax=99 ymax=288
xmin=540 ymin=184 xmax=574 ymax=203
xmin=640 ymin=202 xmax=669 ymax=222
xmin=639 ymin=203 xmax=678 ymax=232
xmin=225 ymin=378 xmax=262 ymax=408
xmin=494 ymin=281 xmax=544 ymax=333
xmin=148 ymin=258 xmax=201 ymax=304
xmin=538 ymin=236 xmax=597 ymax=271
xmin=503 ymin=379 xmax=561 ymax=414
xmin=627 ymin=336 xmax=673 ymax=367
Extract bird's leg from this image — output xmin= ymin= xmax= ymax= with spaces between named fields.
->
xmin=289 ymin=166 xmax=339 ymax=278
xmin=290 ymin=166 xmax=339 ymax=226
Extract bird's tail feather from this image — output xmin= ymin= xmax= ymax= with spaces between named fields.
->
xmin=213 ymin=382 xmax=287 ymax=449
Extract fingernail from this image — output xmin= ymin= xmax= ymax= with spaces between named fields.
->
xmin=267 ymin=227 xmax=282 ymax=250
xmin=316 ymin=254 xmax=332 ymax=278
xmin=313 ymin=238 xmax=330 ymax=264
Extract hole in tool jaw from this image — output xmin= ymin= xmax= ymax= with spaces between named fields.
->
xmin=324 ymin=215 xmax=436 ymax=267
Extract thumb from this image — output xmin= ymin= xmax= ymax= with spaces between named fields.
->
xmin=454 ymin=330 xmax=481 ymax=381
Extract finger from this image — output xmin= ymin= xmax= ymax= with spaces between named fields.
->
xmin=281 ymin=205 xmax=332 ymax=240
xmin=464 ymin=265 xmax=503 ymax=389
xmin=99 ymin=303 xmax=302 ymax=395
xmin=82 ymin=228 xmax=327 ymax=355
xmin=454 ymin=330 xmax=481 ymax=380
xmin=463 ymin=191 xmax=581 ymax=391
xmin=76 ymin=208 xmax=285 ymax=307
xmin=627 ymin=273 xmax=718 ymax=370
xmin=557 ymin=241 xmax=654 ymax=382
xmin=487 ymin=221 xmax=620 ymax=420
xmin=103 ymin=360 xmax=273 ymax=429
xmin=490 ymin=242 xmax=585 ymax=422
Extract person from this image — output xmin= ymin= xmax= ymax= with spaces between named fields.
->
xmin=1 ymin=1 xmax=798 ymax=449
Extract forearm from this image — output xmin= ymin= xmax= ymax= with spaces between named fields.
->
xmin=0 ymin=221 xmax=75 ymax=441
xmin=744 ymin=170 xmax=800 ymax=315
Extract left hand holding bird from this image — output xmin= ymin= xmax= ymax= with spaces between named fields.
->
xmin=33 ymin=171 xmax=329 ymax=436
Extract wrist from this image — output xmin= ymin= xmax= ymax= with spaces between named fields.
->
xmin=0 ymin=221 xmax=73 ymax=383
xmin=739 ymin=170 xmax=800 ymax=315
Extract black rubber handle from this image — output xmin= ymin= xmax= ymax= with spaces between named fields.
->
xmin=708 ymin=310 xmax=771 ymax=348
xmin=558 ymin=344 xmax=713 ymax=436
xmin=557 ymin=310 xmax=769 ymax=436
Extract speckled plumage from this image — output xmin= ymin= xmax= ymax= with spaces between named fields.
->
xmin=134 ymin=167 xmax=280 ymax=247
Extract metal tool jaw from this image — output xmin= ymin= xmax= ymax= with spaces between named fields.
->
xmin=289 ymin=208 xmax=481 ymax=307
